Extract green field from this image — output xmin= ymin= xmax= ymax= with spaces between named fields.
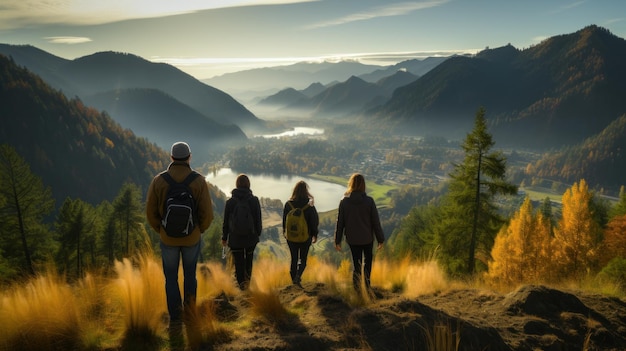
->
xmin=520 ymin=186 xmax=562 ymax=203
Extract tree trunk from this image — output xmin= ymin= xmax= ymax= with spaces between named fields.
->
xmin=468 ymin=152 xmax=482 ymax=275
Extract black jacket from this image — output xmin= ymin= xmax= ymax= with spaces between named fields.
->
xmin=222 ymin=188 xmax=262 ymax=248
xmin=334 ymin=191 xmax=384 ymax=246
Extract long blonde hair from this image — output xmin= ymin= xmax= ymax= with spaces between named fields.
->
xmin=345 ymin=173 xmax=366 ymax=196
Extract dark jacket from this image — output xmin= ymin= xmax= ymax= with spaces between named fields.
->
xmin=146 ymin=161 xmax=214 ymax=247
xmin=282 ymin=198 xmax=319 ymax=242
xmin=222 ymin=188 xmax=262 ymax=248
xmin=334 ymin=191 xmax=384 ymax=246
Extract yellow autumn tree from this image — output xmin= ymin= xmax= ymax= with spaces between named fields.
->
xmin=600 ymin=214 xmax=626 ymax=267
xmin=488 ymin=197 xmax=553 ymax=287
xmin=552 ymin=179 xmax=603 ymax=280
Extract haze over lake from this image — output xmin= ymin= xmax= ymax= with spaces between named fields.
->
xmin=255 ymin=127 xmax=324 ymax=139
xmin=206 ymin=168 xmax=345 ymax=212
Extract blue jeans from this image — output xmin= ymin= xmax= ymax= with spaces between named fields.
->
xmin=160 ymin=240 xmax=201 ymax=325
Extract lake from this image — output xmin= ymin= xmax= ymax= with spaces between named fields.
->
xmin=255 ymin=127 xmax=324 ymax=138
xmin=205 ymin=168 xmax=346 ymax=212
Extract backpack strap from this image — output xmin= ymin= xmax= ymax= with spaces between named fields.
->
xmin=182 ymin=171 xmax=201 ymax=186
xmin=287 ymin=201 xmax=310 ymax=211
xmin=160 ymin=172 xmax=175 ymax=185
xmin=160 ymin=171 xmax=200 ymax=185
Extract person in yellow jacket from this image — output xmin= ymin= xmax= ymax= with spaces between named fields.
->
xmin=146 ymin=141 xmax=213 ymax=347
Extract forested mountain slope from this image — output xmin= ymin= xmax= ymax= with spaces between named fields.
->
xmin=0 ymin=54 xmax=168 ymax=204
xmin=82 ymin=88 xmax=246 ymax=162
xmin=373 ymin=26 xmax=626 ymax=150
xmin=0 ymin=45 xmax=262 ymax=136
xmin=528 ymin=114 xmax=626 ymax=193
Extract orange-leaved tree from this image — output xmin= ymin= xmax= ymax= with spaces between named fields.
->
xmin=552 ymin=179 xmax=603 ymax=280
xmin=600 ymin=214 xmax=626 ymax=267
xmin=488 ymin=197 xmax=553 ymax=286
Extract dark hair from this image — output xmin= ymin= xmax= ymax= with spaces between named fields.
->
xmin=289 ymin=180 xmax=313 ymax=201
xmin=172 ymin=155 xmax=190 ymax=162
xmin=236 ymin=174 xmax=250 ymax=189
xmin=345 ymin=173 xmax=366 ymax=195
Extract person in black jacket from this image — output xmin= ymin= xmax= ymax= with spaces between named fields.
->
xmin=334 ymin=173 xmax=385 ymax=293
xmin=222 ymin=174 xmax=262 ymax=290
xmin=282 ymin=180 xmax=319 ymax=287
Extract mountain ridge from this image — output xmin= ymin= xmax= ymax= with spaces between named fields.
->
xmin=371 ymin=25 xmax=626 ymax=149
xmin=0 ymin=45 xmax=262 ymax=138
xmin=0 ymin=54 xmax=168 ymax=204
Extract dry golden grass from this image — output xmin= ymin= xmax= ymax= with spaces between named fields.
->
xmin=10 ymin=251 xmax=618 ymax=350
xmin=184 ymin=297 xmax=231 ymax=349
xmin=421 ymin=321 xmax=461 ymax=351
xmin=247 ymin=258 xmax=292 ymax=325
xmin=111 ymin=255 xmax=166 ymax=341
xmin=0 ymin=270 xmax=84 ymax=350
xmin=197 ymin=261 xmax=240 ymax=298
xmin=371 ymin=256 xmax=449 ymax=298
xmin=75 ymin=273 xmax=121 ymax=350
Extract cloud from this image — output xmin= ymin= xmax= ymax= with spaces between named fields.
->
xmin=152 ymin=49 xmax=475 ymax=68
xmin=0 ymin=0 xmax=317 ymax=29
xmin=546 ymin=0 xmax=587 ymax=15
xmin=45 ymin=36 xmax=92 ymax=44
xmin=303 ymin=0 xmax=449 ymax=30
xmin=560 ymin=1 xmax=587 ymax=11
xmin=603 ymin=18 xmax=624 ymax=26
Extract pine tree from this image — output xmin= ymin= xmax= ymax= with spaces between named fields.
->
xmin=392 ymin=205 xmax=440 ymax=259
xmin=110 ymin=182 xmax=144 ymax=257
xmin=0 ymin=144 xmax=55 ymax=276
xmin=439 ymin=108 xmax=517 ymax=275
xmin=55 ymin=198 xmax=98 ymax=278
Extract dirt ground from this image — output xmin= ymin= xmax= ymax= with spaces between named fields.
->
xmin=196 ymin=283 xmax=626 ymax=351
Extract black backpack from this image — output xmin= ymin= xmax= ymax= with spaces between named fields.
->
xmin=160 ymin=171 xmax=200 ymax=237
xmin=228 ymin=197 xmax=257 ymax=248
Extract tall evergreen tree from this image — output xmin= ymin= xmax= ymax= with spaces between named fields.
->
xmin=110 ymin=182 xmax=144 ymax=257
xmin=438 ymin=108 xmax=517 ymax=275
xmin=390 ymin=205 xmax=440 ymax=259
xmin=55 ymin=198 xmax=98 ymax=278
xmin=0 ymin=144 xmax=55 ymax=276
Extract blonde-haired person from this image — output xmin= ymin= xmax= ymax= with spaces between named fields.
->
xmin=222 ymin=174 xmax=262 ymax=290
xmin=334 ymin=173 xmax=384 ymax=293
xmin=282 ymin=180 xmax=319 ymax=288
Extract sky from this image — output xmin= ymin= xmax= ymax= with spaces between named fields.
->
xmin=1 ymin=0 xmax=625 ymax=80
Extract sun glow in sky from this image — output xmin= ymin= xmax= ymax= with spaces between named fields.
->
xmin=0 ymin=0 xmax=624 ymax=79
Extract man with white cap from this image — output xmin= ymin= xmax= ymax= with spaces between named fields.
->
xmin=146 ymin=141 xmax=213 ymax=349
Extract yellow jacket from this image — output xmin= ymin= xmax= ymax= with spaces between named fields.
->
xmin=146 ymin=161 xmax=214 ymax=246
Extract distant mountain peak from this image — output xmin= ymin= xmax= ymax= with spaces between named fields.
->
xmin=74 ymin=50 xmax=149 ymax=65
